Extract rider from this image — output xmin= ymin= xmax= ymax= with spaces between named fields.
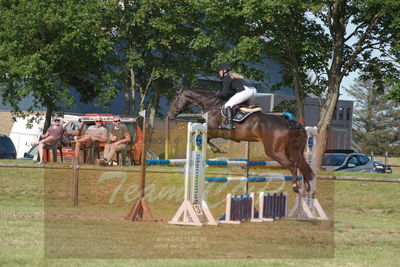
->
xmin=216 ymin=62 xmax=257 ymax=130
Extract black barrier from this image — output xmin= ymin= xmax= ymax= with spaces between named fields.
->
xmin=263 ymin=193 xmax=286 ymax=219
xmin=230 ymin=194 xmax=253 ymax=222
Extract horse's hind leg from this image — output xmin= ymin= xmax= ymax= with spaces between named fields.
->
xmin=283 ymin=160 xmax=301 ymax=193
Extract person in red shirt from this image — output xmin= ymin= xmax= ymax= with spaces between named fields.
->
xmin=31 ymin=116 xmax=69 ymax=164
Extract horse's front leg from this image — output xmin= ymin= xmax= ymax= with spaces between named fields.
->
xmin=207 ymin=138 xmax=225 ymax=154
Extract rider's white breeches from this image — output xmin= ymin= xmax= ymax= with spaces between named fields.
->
xmin=224 ymin=86 xmax=257 ymax=108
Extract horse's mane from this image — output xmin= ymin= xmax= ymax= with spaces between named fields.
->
xmin=181 ymin=87 xmax=218 ymax=97
xmin=175 ymin=87 xmax=223 ymax=111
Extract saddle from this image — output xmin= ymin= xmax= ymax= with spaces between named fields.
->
xmin=221 ymin=103 xmax=262 ymax=122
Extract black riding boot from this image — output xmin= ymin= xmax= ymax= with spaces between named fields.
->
xmin=219 ymin=106 xmax=234 ymax=130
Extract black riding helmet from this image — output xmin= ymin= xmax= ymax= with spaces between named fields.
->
xmin=217 ymin=62 xmax=232 ymax=72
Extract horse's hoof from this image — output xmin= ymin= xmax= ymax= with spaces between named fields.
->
xmin=312 ymin=191 xmax=317 ymax=199
xmin=292 ymin=184 xmax=299 ymax=193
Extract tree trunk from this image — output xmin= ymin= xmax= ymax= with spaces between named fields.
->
xmin=314 ymin=0 xmax=347 ymax=170
xmin=292 ymin=70 xmax=305 ymax=121
xmin=130 ymin=68 xmax=136 ymax=115
xmin=43 ymin=106 xmax=53 ymax=134
xmin=285 ymin=42 xmax=305 ymax=122
xmin=138 ymin=88 xmax=147 ymax=113
xmin=315 ymin=78 xmax=342 ymax=169
xmin=138 ymin=67 xmax=156 ymax=112
xmin=124 ymin=74 xmax=130 ymax=115
xmin=149 ymin=86 xmax=160 ymax=129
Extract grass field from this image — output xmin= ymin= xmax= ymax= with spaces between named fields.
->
xmin=1 ymin=161 xmax=399 ymax=266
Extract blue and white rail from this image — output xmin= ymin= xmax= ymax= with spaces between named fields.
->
xmin=205 ymin=176 xmax=302 ymax=183
xmin=147 ymin=159 xmax=281 ymax=167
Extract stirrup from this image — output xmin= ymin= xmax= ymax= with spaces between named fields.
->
xmin=219 ymin=123 xmax=234 ymax=130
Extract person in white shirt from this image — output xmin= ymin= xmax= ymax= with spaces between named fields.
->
xmin=73 ymin=117 xmax=107 ymax=161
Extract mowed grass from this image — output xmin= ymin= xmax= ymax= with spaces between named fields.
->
xmin=0 ymin=163 xmax=399 ymax=266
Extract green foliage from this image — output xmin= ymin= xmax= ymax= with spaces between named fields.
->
xmin=346 ymin=78 xmax=400 ymax=155
xmin=107 ymin=0 xmax=215 ymax=114
xmin=1 ymin=0 xmax=399 ymax=128
xmin=317 ymin=0 xmax=400 ymax=101
xmin=272 ymin=100 xmax=297 ymax=116
xmin=241 ymin=0 xmax=330 ymax=96
xmin=193 ymin=0 xmax=266 ymax=79
xmin=384 ymin=77 xmax=400 ymax=103
xmin=193 ymin=0 xmax=330 ymax=121
xmin=0 ymin=0 xmax=117 ymax=115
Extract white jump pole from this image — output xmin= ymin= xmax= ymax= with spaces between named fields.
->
xmin=169 ymin=115 xmax=218 ymax=226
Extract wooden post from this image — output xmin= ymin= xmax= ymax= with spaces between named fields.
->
xmin=72 ymin=156 xmax=79 ymax=207
xmin=164 ymin=117 xmax=169 ymax=160
xmin=371 ymin=151 xmax=375 ymax=172
xmin=124 ymin=110 xmax=154 ymax=222
xmin=385 ymin=151 xmax=388 ymax=173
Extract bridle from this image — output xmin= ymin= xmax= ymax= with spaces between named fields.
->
xmin=172 ymin=88 xmax=220 ymax=115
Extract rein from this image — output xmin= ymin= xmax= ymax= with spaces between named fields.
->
xmin=177 ymin=88 xmax=220 ymax=111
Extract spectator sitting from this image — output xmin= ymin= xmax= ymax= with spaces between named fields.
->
xmin=73 ymin=116 xmax=108 ymax=162
xmin=99 ymin=116 xmax=131 ymax=166
xmin=31 ymin=116 xmax=70 ymax=164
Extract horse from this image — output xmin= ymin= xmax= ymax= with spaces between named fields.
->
xmin=167 ymin=87 xmax=314 ymax=194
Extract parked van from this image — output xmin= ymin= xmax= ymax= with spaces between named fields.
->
xmin=9 ymin=114 xmax=81 ymax=158
xmin=9 ymin=115 xmax=44 ymax=158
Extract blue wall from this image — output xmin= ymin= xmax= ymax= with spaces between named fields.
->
xmin=0 ymin=57 xmax=293 ymax=115
xmin=0 ymin=88 xmax=127 ymax=114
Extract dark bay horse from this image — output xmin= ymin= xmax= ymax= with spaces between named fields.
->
xmin=167 ymin=87 xmax=314 ymax=193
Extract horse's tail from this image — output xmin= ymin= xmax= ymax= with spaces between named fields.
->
xmin=286 ymin=128 xmax=314 ymax=183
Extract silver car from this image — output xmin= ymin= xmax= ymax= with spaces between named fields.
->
xmin=322 ymin=152 xmax=375 ymax=172
xmin=372 ymin=159 xmax=393 ymax=173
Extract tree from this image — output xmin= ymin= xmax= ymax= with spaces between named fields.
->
xmin=312 ymin=0 xmax=400 ymax=168
xmin=346 ymin=78 xmax=400 ymax=155
xmin=192 ymin=0 xmax=330 ymax=120
xmin=189 ymin=0 xmax=266 ymax=82
xmin=196 ymin=0 xmax=400 ymax=167
xmin=241 ymin=0 xmax=330 ymax=120
xmin=0 ymin=0 xmax=117 ymax=127
xmin=107 ymin=0 xmax=213 ymax=125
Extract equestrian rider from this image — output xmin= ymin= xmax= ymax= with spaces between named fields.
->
xmin=216 ymin=62 xmax=257 ymax=130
